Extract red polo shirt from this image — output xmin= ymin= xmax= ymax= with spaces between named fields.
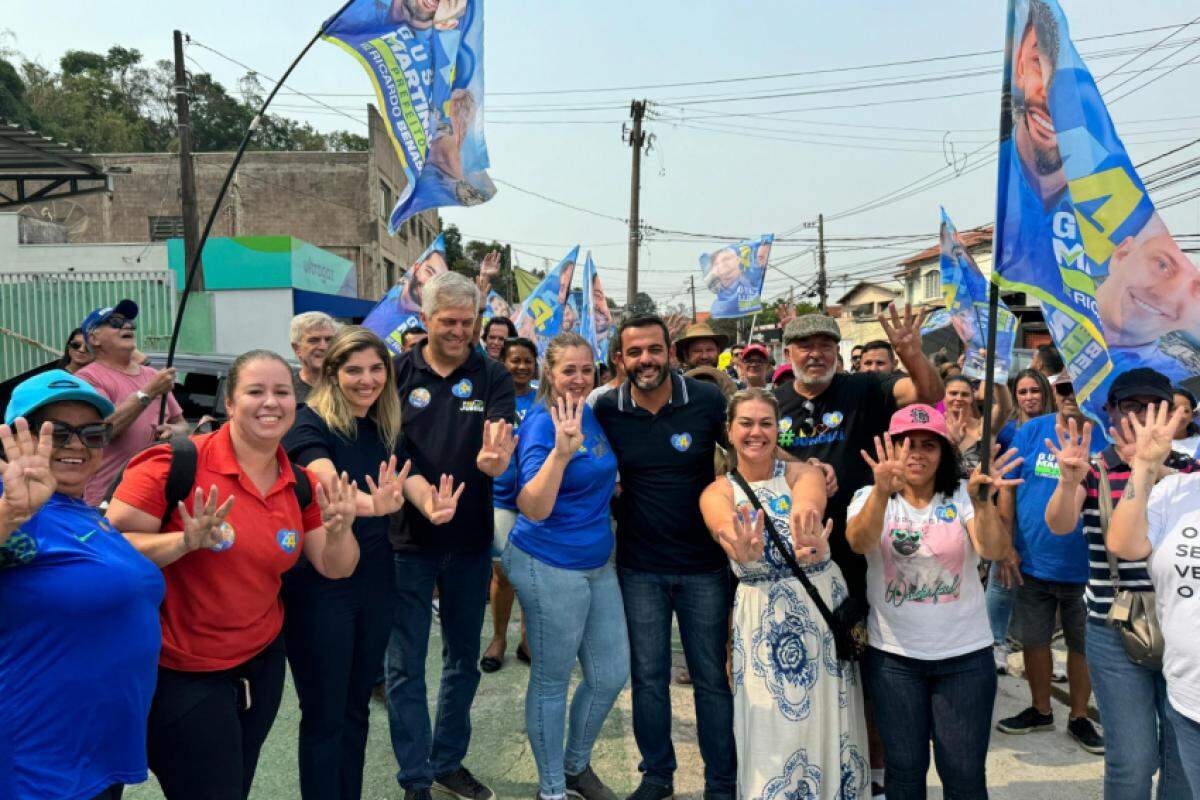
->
xmin=113 ymin=425 xmax=323 ymax=672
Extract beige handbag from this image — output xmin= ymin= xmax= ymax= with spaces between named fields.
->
xmin=1097 ymin=462 xmax=1164 ymax=670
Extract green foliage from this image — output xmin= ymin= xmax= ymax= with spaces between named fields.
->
xmin=627 ymin=292 xmax=657 ymax=317
xmin=6 ymin=46 xmax=367 ymax=153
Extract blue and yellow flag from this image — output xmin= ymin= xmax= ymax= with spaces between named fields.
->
xmin=324 ymin=0 xmax=495 ymax=232
xmin=993 ymin=0 xmax=1200 ymax=422
xmin=579 ymin=252 xmax=614 ymax=364
xmin=939 ymin=209 xmax=1017 ymax=382
xmin=362 ymin=234 xmax=446 ymax=354
xmin=512 ymin=247 xmax=579 ymax=353
xmin=700 ymin=235 xmax=773 ymax=319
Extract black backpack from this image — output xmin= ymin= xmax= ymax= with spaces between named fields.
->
xmin=103 ymin=434 xmax=312 ymax=527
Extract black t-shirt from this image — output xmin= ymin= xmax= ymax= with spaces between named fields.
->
xmin=284 ymin=406 xmax=403 ymax=556
xmin=389 ymin=343 xmax=516 ymax=552
xmin=775 ymin=372 xmax=898 ymax=598
xmin=292 ymin=370 xmax=313 ymax=406
xmin=594 ymin=374 xmax=728 ymax=574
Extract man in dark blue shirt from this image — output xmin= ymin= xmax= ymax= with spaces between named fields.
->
xmin=594 ymin=316 xmax=734 ymax=800
xmin=386 ymin=272 xmax=516 ymax=800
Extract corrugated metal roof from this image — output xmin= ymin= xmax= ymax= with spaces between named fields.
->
xmin=0 ymin=121 xmax=105 ymax=175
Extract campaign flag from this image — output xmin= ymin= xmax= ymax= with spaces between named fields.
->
xmin=513 ymin=266 xmax=541 ymax=302
xmin=512 ymin=247 xmax=579 ymax=352
xmin=939 ymin=209 xmax=1017 ymax=382
xmin=481 ymin=290 xmax=513 ymax=325
xmin=993 ymin=0 xmax=1200 ymax=423
xmin=700 ymin=235 xmax=774 ymax=319
xmin=920 ymin=308 xmax=954 ymax=335
xmin=579 ymin=252 xmax=614 ymax=364
xmin=362 ymin=234 xmax=448 ymax=354
xmin=324 ymin=0 xmax=495 ymax=232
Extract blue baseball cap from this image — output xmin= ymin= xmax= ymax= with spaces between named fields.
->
xmin=4 ymin=369 xmax=115 ymax=425
xmin=81 ymin=299 xmax=139 ymax=335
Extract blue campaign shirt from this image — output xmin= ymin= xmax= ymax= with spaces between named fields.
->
xmin=996 ymin=419 xmax=1018 ymax=453
xmin=510 ymin=401 xmax=618 ymax=570
xmin=1010 ymin=413 xmax=1103 ymax=584
xmin=493 ymin=389 xmax=538 ymax=511
xmin=0 ymin=489 xmax=164 ymax=800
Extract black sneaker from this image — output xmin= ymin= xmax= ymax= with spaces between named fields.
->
xmin=434 ymin=768 xmax=494 ymax=800
xmin=624 ymin=779 xmax=673 ymax=800
xmin=1068 ymin=716 xmax=1105 ymax=754
xmin=566 ymin=765 xmax=618 ymax=800
xmin=406 ymin=790 xmax=433 ymax=800
xmin=997 ymin=706 xmax=1054 ymax=734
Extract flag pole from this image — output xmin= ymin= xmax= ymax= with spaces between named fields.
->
xmin=159 ymin=0 xmax=356 ymax=424
xmin=978 ymin=0 xmax=1018 ymax=493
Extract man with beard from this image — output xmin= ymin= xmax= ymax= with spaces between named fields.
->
xmin=593 ymin=316 xmax=736 ymax=800
xmin=674 ymin=322 xmax=729 ymax=371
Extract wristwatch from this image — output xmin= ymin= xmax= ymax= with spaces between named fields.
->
xmin=136 ymin=390 xmax=152 ymax=406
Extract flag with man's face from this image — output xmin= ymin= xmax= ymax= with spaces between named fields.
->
xmin=700 ymin=235 xmax=773 ymax=319
xmin=362 ymin=234 xmax=447 ymax=354
xmin=579 ymin=252 xmax=613 ymax=364
xmin=324 ymin=0 xmax=495 ymax=232
xmin=512 ymin=247 xmax=579 ymax=353
xmin=993 ymin=0 xmax=1200 ymax=424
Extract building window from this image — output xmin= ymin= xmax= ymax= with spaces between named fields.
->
xmin=384 ymin=257 xmax=396 ymax=288
xmin=923 ymin=271 xmax=940 ymax=300
xmin=379 ymin=181 xmax=394 ymax=219
xmin=148 ymin=215 xmax=185 ymax=241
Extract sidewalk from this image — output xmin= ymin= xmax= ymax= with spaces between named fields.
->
xmin=126 ymin=610 xmax=1105 ymax=799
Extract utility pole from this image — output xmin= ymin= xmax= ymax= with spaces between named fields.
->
xmin=816 ymin=213 xmax=827 ymax=313
xmin=504 ymin=243 xmax=514 ymax=304
xmin=173 ymin=30 xmax=203 ymax=290
xmin=624 ymin=100 xmax=647 ymax=306
xmin=689 ymin=274 xmax=697 ymax=322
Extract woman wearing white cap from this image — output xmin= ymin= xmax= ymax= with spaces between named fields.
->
xmin=0 ymin=370 xmax=165 ymax=800
xmin=846 ymin=405 xmax=1021 ymax=799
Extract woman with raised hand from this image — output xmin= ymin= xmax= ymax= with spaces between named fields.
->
xmin=282 ymin=327 xmax=465 ymax=800
xmin=1108 ymin=400 xmax=1200 ymax=796
xmin=105 ymin=349 xmax=361 ymax=800
xmin=501 ymin=332 xmax=624 ymax=800
xmin=846 ymin=405 xmax=1022 ymax=800
xmin=699 ymin=387 xmax=868 ymax=800
xmin=942 ymin=374 xmax=1011 ymax=478
xmin=482 ymin=336 xmax=538 ymax=673
xmin=0 ymin=370 xmax=164 ymax=800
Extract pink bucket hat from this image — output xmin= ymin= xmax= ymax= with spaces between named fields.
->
xmin=887 ymin=404 xmax=951 ymax=442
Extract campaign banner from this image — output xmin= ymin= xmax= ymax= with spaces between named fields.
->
xmin=324 ymin=0 xmax=495 ymax=232
xmin=481 ymin=290 xmax=513 ymax=325
xmin=579 ymin=252 xmax=615 ymax=364
xmin=993 ymin=0 xmax=1200 ymax=422
xmin=513 ymin=247 xmax=579 ymax=353
xmin=920 ymin=308 xmax=954 ymax=335
xmin=362 ymin=234 xmax=447 ymax=354
xmin=700 ymin=234 xmax=773 ymax=319
xmin=939 ymin=209 xmax=1017 ymax=383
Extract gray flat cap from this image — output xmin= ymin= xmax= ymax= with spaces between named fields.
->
xmin=783 ymin=314 xmax=841 ymax=344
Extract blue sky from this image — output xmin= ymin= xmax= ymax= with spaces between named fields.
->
xmin=6 ymin=1 xmax=1200 ymax=310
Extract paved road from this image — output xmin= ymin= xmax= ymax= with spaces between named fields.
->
xmin=126 ymin=612 xmax=1106 ymax=799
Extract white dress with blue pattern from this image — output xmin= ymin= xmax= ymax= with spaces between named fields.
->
xmin=729 ymin=462 xmax=869 ymax=800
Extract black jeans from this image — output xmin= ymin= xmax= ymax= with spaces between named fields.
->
xmin=863 ymin=646 xmax=996 ymax=800
xmin=283 ymin=544 xmax=396 ymax=800
xmin=146 ymin=636 xmax=286 ymax=800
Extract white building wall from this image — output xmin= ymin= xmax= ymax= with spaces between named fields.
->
xmin=0 ymin=213 xmax=167 ymax=273
xmin=211 ymin=289 xmax=294 ymax=356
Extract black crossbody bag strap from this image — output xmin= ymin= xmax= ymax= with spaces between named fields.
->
xmin=730 ymin=469 xmax=840 ymax=634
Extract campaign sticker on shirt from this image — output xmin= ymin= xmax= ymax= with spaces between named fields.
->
xmin=1033 ymin=452 xmax=1061 ymax=479
xmin=591 ymin=440 xmax=608 ymax=459
xmin=408 ymin=387 xmax=431 ymax=409
xmin=779 ymin=416 xmax=793 ymax=433
xmin=276 ymin=528 xmax=299 ymax=554
xmin=451 ymin=379 xmax=473 ymax=399
xmin=822 ymin=411 xmax=844 ymax=428
xmin=209 ymin=521 xmax=236 ymax=553
xmin=935 ymin=502 xmax=958 ymax=523
xmin=670 ymin=432 xmax=692 ymax=452
xmin=768 ymin=494 xmax=791 ymax=516
xmin=461 ymin=399 xmax=485 ymax=413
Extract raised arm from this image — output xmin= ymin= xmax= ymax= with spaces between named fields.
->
xmin=109 ymin=485 xmax=235 ymax=568
xmin=879 ymin=303 xmax=943 ymax=406
xmin=967 ymin=444 xmax=1023 ymax=560
xmin=846 ymin=434 xmax=909 ymax=554
xmin=1044 ymin=417 xmax=1091 ymax=535
xmin=517 ymin=398 xmax=582 ymax=522
xmin=0 ymin=419 xmax=56 ymax=547
xmin=699 ymin=478 xmax=765 ymax=565
xmin=302 ymin=471 xmax=360 ymax=579
xmin=1109 ymin=403 xmax=1185 ymax=560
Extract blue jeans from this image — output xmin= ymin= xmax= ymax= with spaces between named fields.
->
xmin=384 ymin=549 xmax=492 ymax=790
xmin=985 ymin=561 xmax=1015 ymax=648
xmin=863 ymin=646 xmax=996 ymax=800
xmin=503 ymin=544 xmax=630 ymax=796
xmin=1164 ymin=704 xmax=1200 ymax=799
xmin=617 ymin=566 xmax=735 ymax=795
xmin=1087 ymin=620 xmax=1192 ymax=800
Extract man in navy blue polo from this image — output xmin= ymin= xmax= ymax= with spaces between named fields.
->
xmin=594 ymin=315 xmax=734 ymax=800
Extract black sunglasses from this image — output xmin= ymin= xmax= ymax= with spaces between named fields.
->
xmin=67 ymin=341 xmax=85 ymax=351
xmin=48 ymin=421 xmax=113 ymax=449
xmin=104 ymin=316 xmax=135 ymax=330
xmin=1054 ymin=382 xmax=1075 ymax=397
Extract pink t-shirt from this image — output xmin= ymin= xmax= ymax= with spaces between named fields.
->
xmin=77 ymin=361 xmax=183 ymax=506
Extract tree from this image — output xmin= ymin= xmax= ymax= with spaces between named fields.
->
xmin=0 ymin=56 xmax=37 ymax=129
xmin=626 ymin=292 xmax=657 ymax=317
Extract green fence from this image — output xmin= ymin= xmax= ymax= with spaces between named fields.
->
xmin=0 ymin=270 xmax=176 ymax=381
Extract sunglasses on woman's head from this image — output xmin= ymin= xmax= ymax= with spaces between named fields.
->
xmin=47 ymin=421 xmax=113 ymax=449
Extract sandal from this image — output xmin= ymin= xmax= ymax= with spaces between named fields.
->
xmin=479 ymin=655 xmax=503 ymax=673
xmin=516 ymin=643 xmax=532 ymax=664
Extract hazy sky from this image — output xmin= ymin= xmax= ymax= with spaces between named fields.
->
xmin=6 ymin=1 xmax=1200 ymax=310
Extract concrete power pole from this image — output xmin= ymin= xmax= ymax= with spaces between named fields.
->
xmin=689 ymin=274 xmax=697 ymax=322
xmin=624 ymin=100 xmax=647 ymax=306
xmin=817 ymin=213 xmax=827 ymax=313
xmin=173 ymin=30 xmax=203 ymax=290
